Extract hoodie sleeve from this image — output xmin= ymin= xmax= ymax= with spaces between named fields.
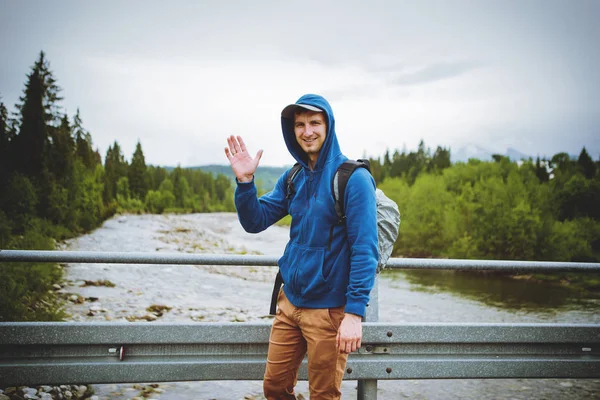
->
xmin=343 ymin=168 xmax=378 ymax=317
xmin=234 ymin=172 xmax=289 ymax=233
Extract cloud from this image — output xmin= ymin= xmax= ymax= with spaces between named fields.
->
xmin=388 ymin=61 xmax=484 ymax=86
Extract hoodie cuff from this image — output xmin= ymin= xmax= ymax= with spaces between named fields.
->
xmin=235 ymin=176 xmax=255 ymax=188
xmin=344 ymin=301 xmax=366 ymax=318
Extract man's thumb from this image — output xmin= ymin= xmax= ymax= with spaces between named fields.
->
xmin=255 ymin=149 xmax=264 ymax=165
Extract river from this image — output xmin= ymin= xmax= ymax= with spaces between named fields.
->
xmin=59 ymin=213 xmax=599 ymax=399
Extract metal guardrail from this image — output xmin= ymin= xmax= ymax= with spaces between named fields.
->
xmin=1 ymin=250 xmax=600 ymax=399
xmin=1 ymin=322 xmax=599 ymax=388
xmin=1 ymin=249 xmax=599 ymax=271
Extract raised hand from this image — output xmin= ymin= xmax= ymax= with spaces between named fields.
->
xmin=225 ymin=135 xmax=263 ymax=183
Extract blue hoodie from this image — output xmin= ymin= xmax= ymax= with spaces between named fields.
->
xmin=234 ymin=94 xmax=378 ymax=317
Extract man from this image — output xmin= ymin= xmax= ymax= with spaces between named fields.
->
xmin=225 ymin=94 xmax=378 ymax=399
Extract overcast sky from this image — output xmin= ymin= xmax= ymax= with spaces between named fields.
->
xmin=1 ymin=0 xmax=598 ymax=167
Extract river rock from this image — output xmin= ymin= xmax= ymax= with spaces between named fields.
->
xmin=52 ymin=284 xmax=62 ymax=290
xmin=0 ymin=394 xmax=9 ymax=400
xmin=22 ymin=387 xmax=38 ymax=397
xmin=233 ymin=313 xmax=247 ymax=322
xmin=38 ymin=386 xmax=53 ymax=393
xmin=68 ymin=294 xmax=84 ymax=304
xmin=38 ymin=393 xmax=52 ymax=399
xmin=64 ymin=391 xmax=72 ymax=399
xmin=59 ymin=386 xmax=68 ymax=391
xmin=75 ymin=385 xmax=88 ymax=396
xmin=143 ymin=313 xmax=157 ymax=321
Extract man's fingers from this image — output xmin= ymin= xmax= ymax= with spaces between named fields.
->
xmin=232 ymin=136 xmax=242 ymax=154
xmin=238 ymin=136 xmax=248 ymax=153
xmin=224 ymin=147 xmax=232 ymax=161
xmin=345 ymin=341 xmax=352 ymax=354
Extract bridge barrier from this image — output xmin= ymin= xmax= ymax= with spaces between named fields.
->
xmin=1 ymin=250 xmax=599 ymax=399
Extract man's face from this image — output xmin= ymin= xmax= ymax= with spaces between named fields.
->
xmin=294 ymin=111 xmax=327 ymax=157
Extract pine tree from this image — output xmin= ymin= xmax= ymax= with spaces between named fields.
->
xmin=48 ymin=114 xmax=75 ymax=186
xmin=104 ymin=141 xmax=128 ymax=202
xmin=128 ymin=141 xmax=148 ymax=200
xmin=430 ymin=146 xmax=451 ymax=172
xmin=0 ymin=100 xmax=10 ymax=181
xmin=73 ymin=109 xmax=96 ymax=170
xmin=577 ymin=147 xmax=596 ymax=179
xmin=13 ymin=51 xmax=62 ymax=181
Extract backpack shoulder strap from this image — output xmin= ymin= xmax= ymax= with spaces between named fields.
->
xmin=286 ymin=162 xmax=302 ymax=199
xmin=332 ymin=159 xmax=371 ymax=222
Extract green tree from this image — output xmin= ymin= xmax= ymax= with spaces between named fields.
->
xmin=577 ymin=147 xmax=596 ymax=179
xmin=0 ymin=99 xmax=12 ymax=185
xmin=13 ymin=51 xmax=62 ymax=182
xmin=534 ymin=156 xmax=549 ymax=182
xmin=116 ymin=176 xmax=131 ymax=202
xmin=48 ymin=114 xmax=75 ymax=187
xmin=73 ymin=109 xmax=96 ymax=170
xmin=553 ymin=174 xmax=600 ymax=221
xmin=103 ymin=141 xmax=128 ymax=203
xmin=395 ymin=174 xmax=451 ymax=257
xmin=0 ymin=173 xmax=38 ymax=233
xmin=128 ymin=141 xmax=148 ymax=200
xmin=429 ymin=146 xmax=451 ymax=172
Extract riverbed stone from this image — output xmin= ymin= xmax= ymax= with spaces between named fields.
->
xmin=76 ymin=385 xmax=88 ymax=396
xmin=234 ymin=313 xmax=247 ymax=322
xmin=22 ymin=388 xmax=38 ymax=397
xmin=0 ymin=394 xmax=9 ymax=400
xmin=38 ymin=386 xmax=53 ymax=393
xmin=64 ymin=391 xmax=72 ymax=399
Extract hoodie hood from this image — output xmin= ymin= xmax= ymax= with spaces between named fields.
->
xmin=281 ymin=94 xmax=341 ymax=170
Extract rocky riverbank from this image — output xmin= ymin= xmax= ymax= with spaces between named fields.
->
xmin=0 ymin=385 xmax=93 ymax=400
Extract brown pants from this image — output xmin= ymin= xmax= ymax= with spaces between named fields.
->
xmin=263 ymin=289 xmax=348 ymax=400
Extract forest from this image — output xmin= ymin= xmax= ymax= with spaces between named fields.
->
xmin=0 ymin=53 xmax=235 ymax=321
xmin=1 ymin=52 xmax=599 ymax=321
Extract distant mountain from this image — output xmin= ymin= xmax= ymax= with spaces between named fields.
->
xmin=187 ymin=164 xmax=290 ymax=191
xmin=451 ymin=144 xmax=493 ymax=163
xmin=452 ymin=144 xmax=532 ymax=163
xmin=505 ymin=147 xmax=531 ymax=161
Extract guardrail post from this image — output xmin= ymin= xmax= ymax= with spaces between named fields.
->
xmin=357 ymin=275 xmax=379 ymax=400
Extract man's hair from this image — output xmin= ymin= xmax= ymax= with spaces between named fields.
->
xmin=294 ymin=109 xmax=324 ymax=119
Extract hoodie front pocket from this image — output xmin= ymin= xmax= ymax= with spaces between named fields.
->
xmin=284 ymin=243 xmax=329 ymax=299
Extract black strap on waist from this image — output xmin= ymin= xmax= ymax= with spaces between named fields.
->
xmin=269 ymin=271 xmax=284 ymax=315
